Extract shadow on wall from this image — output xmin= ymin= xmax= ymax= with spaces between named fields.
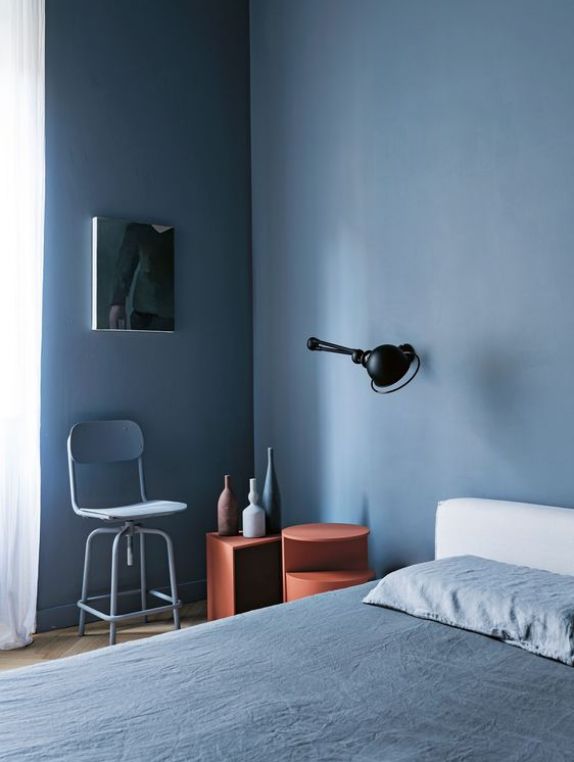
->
xmin=360 ymin=492 xmax=421 ymax=578
xmin=473 ymin=343 xmax=522 ymax=412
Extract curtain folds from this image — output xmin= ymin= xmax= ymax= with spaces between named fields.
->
xmin=0 ymin=0 xmax=45 ymax=650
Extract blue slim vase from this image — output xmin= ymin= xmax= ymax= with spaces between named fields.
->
xmin=262 ymin=447 xmax=281 ymax=534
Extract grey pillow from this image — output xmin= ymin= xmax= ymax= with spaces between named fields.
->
xmin=363 ymin=555 xmax=574 ymax=666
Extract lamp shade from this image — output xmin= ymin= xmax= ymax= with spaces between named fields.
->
xmin=364 ymin=344 xmax=413 ymax=388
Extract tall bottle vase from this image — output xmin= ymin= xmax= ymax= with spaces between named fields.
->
xmin=261 ymin=446 xmax=281 ymax=534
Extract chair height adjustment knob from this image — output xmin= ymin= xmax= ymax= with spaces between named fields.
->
xmin=127 ymin=533 xmax=134 ymax=567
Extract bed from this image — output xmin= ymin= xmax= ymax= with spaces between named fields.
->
xmin=3 ymin=497 xmax=574 ymax=761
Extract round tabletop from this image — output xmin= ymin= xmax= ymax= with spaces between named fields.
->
xmin=282 ymin=523 xmax=369 ymax=542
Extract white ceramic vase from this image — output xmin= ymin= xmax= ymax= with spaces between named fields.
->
xmin=242 ymin=478 xmax=266 ymax=538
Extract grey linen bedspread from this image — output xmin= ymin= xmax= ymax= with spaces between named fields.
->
xmin=2 ymin=582 xmax=574 ymax=761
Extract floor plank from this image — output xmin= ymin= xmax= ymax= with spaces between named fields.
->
xmin=0 ymin=601 xmax=207 ymax=672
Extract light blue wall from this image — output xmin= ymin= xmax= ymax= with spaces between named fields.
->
xmin=250 ymin=0 xmax=574 ymax=574
xmin=39 ymin=0 xmax=253 ymax=628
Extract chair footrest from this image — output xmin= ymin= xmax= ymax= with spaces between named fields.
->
xmin=84 ymin=587 xmax=174 ymax=604
xmin=77 ymin=598 xmax=181 ymax=623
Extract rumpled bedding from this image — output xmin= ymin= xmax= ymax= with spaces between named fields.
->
xmin=2 ymin=582 xmax=574 ymax=761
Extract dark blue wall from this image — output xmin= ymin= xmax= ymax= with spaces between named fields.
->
xmin=250 ymin=0 xmax=574 ymax=574
xmin=39 ymin=0 xmax=253 ymax=628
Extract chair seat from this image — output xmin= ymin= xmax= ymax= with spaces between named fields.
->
xmin=79 ymin=500 xmax=187 ymax=521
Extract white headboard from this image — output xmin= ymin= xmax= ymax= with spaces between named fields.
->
xmin=436 ymin=497 xmax=574 ymax=576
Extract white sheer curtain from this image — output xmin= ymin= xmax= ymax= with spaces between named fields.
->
xmin=0 ymin=0 xmax=45 ymax=650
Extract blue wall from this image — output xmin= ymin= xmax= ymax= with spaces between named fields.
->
xmin=39 ymin=0 xmax=253 ymax=628
xmin=250 ymin=0 xmax=574 ymax=574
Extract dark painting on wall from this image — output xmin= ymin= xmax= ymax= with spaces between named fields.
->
xmin=92 ymin=217 xmax=175 ymax=331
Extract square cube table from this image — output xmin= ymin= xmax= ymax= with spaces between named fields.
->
xmin=206 ymin=532 xmax=282 ymax=621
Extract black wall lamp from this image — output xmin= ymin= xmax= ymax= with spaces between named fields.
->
xmin=306 ymin=337 xmax=420 ymax=394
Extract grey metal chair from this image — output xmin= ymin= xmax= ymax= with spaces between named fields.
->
xmin=67 ymin=419 xmax=187 ymax=645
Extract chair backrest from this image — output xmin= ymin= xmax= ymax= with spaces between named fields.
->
xmin=68 ymin=420 xmax=146 ymax=512
xmin=69 ymin=420 xmax=144 ymax=463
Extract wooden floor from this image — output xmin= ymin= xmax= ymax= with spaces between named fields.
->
xmin=0 ymin=601 xmax=207 ymax=672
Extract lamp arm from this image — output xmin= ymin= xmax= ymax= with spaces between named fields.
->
xmin=307 ymin=337 xmax=365 ymax=364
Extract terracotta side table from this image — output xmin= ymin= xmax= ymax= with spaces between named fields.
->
xmin=282 ymin=523 xmax=374 ymax=602
xmin=206 ymin=533 xmax=282 ymax=621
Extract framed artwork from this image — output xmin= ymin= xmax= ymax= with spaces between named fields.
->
xmin=92 ymin=217 xmax=175 ymax=332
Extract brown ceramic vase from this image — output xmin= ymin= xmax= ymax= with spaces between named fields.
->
xmin=217 ymin=475 xmax=239 ymax=536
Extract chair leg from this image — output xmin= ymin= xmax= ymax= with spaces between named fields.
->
xmin=78 ymin=536 xmax=92 ymax=636
xmin=79 ymin=527 xmax=113 ymax=636
xmin=143 ymin=528 xmax=180 ymax=630
xmin=139 ymin=530 xmax=148 ymax=623
xmin=165 ymin=532 xmax=180 ymax=631
xmin=109 ymin=526 xmax=129 ymax=646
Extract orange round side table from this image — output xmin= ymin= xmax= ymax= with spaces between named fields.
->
xmin=282 ymin=523 xmax=374 ymax=602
